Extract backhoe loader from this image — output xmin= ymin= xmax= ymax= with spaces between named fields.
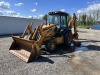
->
xmin=9 ymin=11 xmax=80 ymax=62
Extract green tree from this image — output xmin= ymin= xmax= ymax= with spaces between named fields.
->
xmin=42 ymin=14 xmax=47 ymax=20
xmin=78 ymin=14 xmax=82 ymax=26
xmin=87 ymin=14 xmax=94 ymax=26
xmin=81 ymin=14 xmax=87 ymax=25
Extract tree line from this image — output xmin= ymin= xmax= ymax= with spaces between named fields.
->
xmin=42 ymin=9 xmax=100 ymax=26
xmin=77 ymin=9 xmax=100 ymax=26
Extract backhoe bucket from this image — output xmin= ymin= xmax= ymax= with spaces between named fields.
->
xmin=9 ymin=36 xmax=41 ymax=62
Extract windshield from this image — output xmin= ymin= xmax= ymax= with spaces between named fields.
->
xmin=47 ymin=14 xmax=68 ymax=28
xmin=48 ymin=15 xmax=60 ymax=26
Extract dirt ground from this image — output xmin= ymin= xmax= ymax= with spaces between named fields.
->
xmin=0 ymin=28 xmax=100 ymax=75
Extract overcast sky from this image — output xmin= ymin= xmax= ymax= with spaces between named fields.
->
xmin=0 ymin=0 xmax=100 ymax=18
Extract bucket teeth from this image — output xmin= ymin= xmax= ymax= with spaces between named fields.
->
xmin=10 ymin=50 xmax=31 ymax=62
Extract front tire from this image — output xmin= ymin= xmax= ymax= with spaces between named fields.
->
xmin=45 ymin=39 xmax=56 ymax=52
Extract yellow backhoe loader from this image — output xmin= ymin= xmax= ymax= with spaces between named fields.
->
xmin=9 ymin=11 xmax=80 ymax=62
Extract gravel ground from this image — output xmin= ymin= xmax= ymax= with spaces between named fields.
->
xmin=0 ymin=28 xmax=100 ymax=75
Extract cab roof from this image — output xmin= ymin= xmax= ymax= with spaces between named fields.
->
xmin=48 ymin=11 xmax=68 ymax=15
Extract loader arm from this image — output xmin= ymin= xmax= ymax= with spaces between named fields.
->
xmin=20 ymin=23 xmax=34 ymax=38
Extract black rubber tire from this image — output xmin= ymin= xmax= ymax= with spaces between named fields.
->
xmin=45 ymin=39 xmax=56 ymax=52
xmin=64 ymin=31 xmax=73 ymax=46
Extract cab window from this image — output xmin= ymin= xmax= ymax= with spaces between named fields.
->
xmin=48 ymin=15 xmax=60 ymax=27
xmin=61 ymin=16 xmax=67 ymax=28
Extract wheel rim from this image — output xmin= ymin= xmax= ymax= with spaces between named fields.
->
xmin=68 ymin=35 xmax=72 ymax=43
xmin=50 ymin=43 xmax=55 ymax=50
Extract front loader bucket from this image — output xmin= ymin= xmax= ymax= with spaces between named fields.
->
xmin=9 ymin=36 xmax=41 ymax=62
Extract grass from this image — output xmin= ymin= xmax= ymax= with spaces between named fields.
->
xmin=78 ymin=25 xmax=88 ymax=29
xmin=77 ymin=25 xmax=92 ymax=29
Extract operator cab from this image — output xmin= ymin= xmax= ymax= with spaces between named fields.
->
xmin=47 ymin=11 xmax=68 ymax=29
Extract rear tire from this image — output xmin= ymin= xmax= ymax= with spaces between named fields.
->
xmin=64 ymin=31 xmax=73 ymax=46
xmin=45 ymin=39 xmax=56 ymax=52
